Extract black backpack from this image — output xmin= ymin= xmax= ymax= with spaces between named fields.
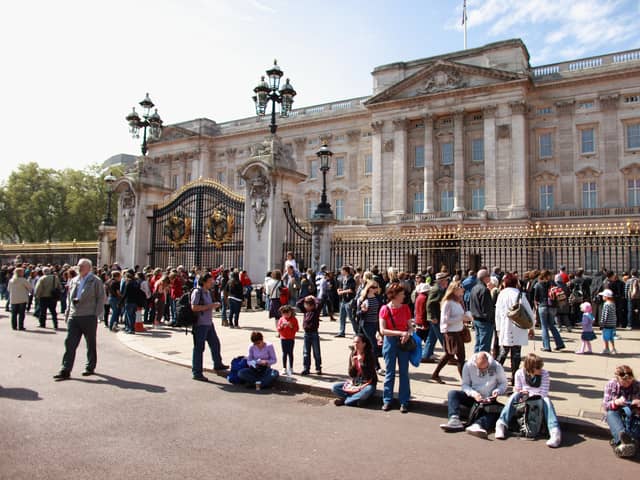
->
xmin=176 ymin=288 xmax=201 ymax=332
xmin=510 ymin=395 xmax=546 ymax=439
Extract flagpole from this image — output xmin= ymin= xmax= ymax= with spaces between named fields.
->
xmin=463 ymin=0 xmax=468 ymax=49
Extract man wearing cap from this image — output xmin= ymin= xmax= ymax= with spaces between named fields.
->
xmin=422 ymin=272 xmax=449 ymax=362
xmin=469 ymin=269 xmax=495 ymax=353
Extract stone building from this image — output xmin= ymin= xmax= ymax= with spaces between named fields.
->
xmin=114 ymin=38 xmax=640 ymax=275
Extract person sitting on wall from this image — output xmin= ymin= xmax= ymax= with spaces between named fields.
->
xmin=238 ymin=331 xmax=279 ymax=389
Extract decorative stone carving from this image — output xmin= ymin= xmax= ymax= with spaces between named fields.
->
xmin=293 ymin=137 xmax=307 ymax=149
xmin=509 ymin=101 xmax=527 ymax=115
xmin=319 ymin=133 xmax=333 ymax=145
xmin=225 ymin=147 xmax=237 ymax=159
xmin=120 ymin=189 xmax=136 ymax=239
xmin=371 ymin=121 xmax=384 ymax=134
xmin=599 ymin=94 xmax=620 ymax=111
xmin=482 ymin=105 xmax=497 ymax=118
xmin=533 ymin=171 xmax=559 ymax=182
xmin=417 ymin=69 xmax=464 ymax=94
xmin=383 ymin=139 xmax=394 ymax=152
xmin=575 ymin=167 xmax=602 ymax=180
xmin=497 ymin=124 xmax=511 ymax=139
xmin=620 ymin=162 xmax=640 ymax=176
xmin=346 ymin=130 xmax=361 ymax=143
xmin=249 ymin=173 xmax=271 ymax=239
xmin=250 ymin=138 xmax=272 ymax=157
xmin=163 ymin=210 xmax=191 ymax=249
xmin=392 ymin=118 xmax=409 ymax=131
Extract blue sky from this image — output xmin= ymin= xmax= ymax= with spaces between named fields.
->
xmin=1 ymin=0 xmax=639 ymax=180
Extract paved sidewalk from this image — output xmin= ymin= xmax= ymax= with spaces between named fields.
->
xmin=117 ymin=308 xmax=639 ymax=435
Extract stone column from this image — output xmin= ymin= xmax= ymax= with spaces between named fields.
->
xmin=392 ymin=118 xmax=408 ymax=214
xmin=510 ymin=101 xmax=528 ymax=217
xmin=555 ymin=100 xmax=575 ymax=207
xmin=191 ymin=157 xmax=200 ymax=181
xmin=371 ymin=121 xmax=384 ymax=222
xmin=423 ymin=114 xmax=434 ymax=213
xmin=483 ymin=105 xmax=497 ymax=216
xmin=453 ymin=110 xmax=465 ymax=212
xmin=179 ymin=161 xmax=186 ymax=187
xmin=599 ymin=94 xmax=620 ymax=206
xmin=310 ymin=218 xmax=336 ymax=273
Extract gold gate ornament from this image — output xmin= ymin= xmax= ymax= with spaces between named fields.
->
xmin=164 ymin=211 xmax=192 ymax=249
xmin=207 ymin=208 xmax=235 ymax=248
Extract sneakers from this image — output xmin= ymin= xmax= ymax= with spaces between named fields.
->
xmin=381 ymin=403 xmax=392 ymax=412
xmin=614 ymin=433 xmax=637 ymax=458
xmin=282 ymin=368 xmax=289 ymax=376
xmin=546 ymin=428 xmax=562 ymax=448
xmin=400 ymin=404 xmax=409 ymax=414
xmin=440 ymin=415 xmax=464 ymax=432
xmin=286 ymin=367 xmax=293 ymax=376
xmin=300 ymin=370 xmax=310 ymax=376
xmin=611 ymin=349 xmax=618 ymax=355
xmin=601 ymin=348 xmax=610 ymax=355
xmin=465 ymin=423 xmax=488 ymax=439
xmin=334 ymin=398 xmax=345 ymax=406
xmin=495 ymin=420 xmax=507 ymax=440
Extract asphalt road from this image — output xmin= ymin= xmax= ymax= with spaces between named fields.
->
xmin=1 ymin=319 xmax=638 ymax=480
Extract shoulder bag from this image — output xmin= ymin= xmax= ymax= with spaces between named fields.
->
xmin=387 ymin=304 xmax=417 ymax=352
xmin=508 ymin=291 xmax=534 ymax=329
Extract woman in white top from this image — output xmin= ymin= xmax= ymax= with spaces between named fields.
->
xmin=432 ymin=281 xmax=469 ymax=384
xmin=495 ymin=273 xmax=534 ymax=384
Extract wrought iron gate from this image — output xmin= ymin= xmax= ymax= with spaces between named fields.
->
xmin=150 ymin=180 xmax=245 ymax=269
xmin=282 ymin=200 xmax=312 ymax=272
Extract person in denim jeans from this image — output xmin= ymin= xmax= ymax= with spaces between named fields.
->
xmin=191 ymin=273 xmax=228 ymax=381
xmin=225 ymin=271 xmax=244 ymax=328
xmin=534 ymin=270 xmax=565 ymax=352
xmin=422 ymin=273 xmax=448 ymax=362
xmin=106 ymin=271 xmax=122 ymax=332
xmin=602 ymin=365 xmax=640 ymax=458
xmin=332 ymin=334 xmax=377 ymax=407
xmin=379 ymin=284 xmax=413 ymax=413
xmin=335 ymin=266 xmax=356 ymax=337
xmin=297 ymin=295 xmax=322 ymax=375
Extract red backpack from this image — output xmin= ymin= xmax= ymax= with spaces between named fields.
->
xmin=279 ymin=281 xmax=289 ymax=305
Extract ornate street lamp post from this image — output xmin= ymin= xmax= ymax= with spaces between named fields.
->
xmin=125 ymin=93 xmax=163 ymax=155
xmin=314 ymin=144 xmax=333 ymax=217
xmin=102 ymin=172 xmax=117 ymax=226
xmin=252 ymin=60 xmax=297 ymax=134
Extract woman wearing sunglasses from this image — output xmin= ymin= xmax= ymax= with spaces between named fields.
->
xmin=603 ymin=365 xmax=640 ymax=458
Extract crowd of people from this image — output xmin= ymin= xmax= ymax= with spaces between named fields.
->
xmin=1 ymin=256 xmax=639 ymax=458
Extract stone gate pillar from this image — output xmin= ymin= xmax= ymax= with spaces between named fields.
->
xmin=310 ymin=217 xmax=336 ymax=273
xmin=239 ymin=136 xmax=307 ymax=281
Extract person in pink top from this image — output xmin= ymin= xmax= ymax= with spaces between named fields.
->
xmin=277 ymin=305 xmax=299 ymax=376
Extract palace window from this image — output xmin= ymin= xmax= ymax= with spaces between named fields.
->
xmin=171 ymin=174 xmax=178 ymax=189
xmin=472 ymin=138 xmax=484 ymax=162
xmin=578 ymin=101 xmax=594 ymax=110
xmin=310 ymin=159 xmax=318 ymax=179
xmin=335 ymin=199 xmax=344 ymax=220
xmin=624 ymin=95 xmax=640 ymax=104
xmin=413 ymin=191 xmax=424 ymax=213
xmin=580 ymin=128 xmax=595 ymax=154
xmin=537 ymin=106 xmax=553 ymax=115
xmin=472 ymin=187 xmax=485 ymax=210
xmin=335 ymin=156 xmax=344 ymax=177
xmin=539 ymin=133 xmax=553 ymax=159
xmin=363 ymin=197 xmax=372 ymax=218
xmin=414 ymin=145 xmax=425 ymax=168
xmin=582 ymin=181 xmax=598 ymax=208
xmin=441 ymin=142 xmax=453 ymax=165
xmin=628 ymin=179 xmax=640 ymax=207
xmin=540 ymin=185 xmax=554 ymax=210
xmin=441 ymin=190 xmax=454 ymax=212
xmin=627 ymin=123 xmax=640 ymax=149
xmin=364 ymin=154 xmax=373 ymax=175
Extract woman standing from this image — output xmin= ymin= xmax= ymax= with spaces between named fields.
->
xmin=496 ymin=274 xmax=535 ymax=385
xmin=431 ymin=281 xmax=468 ymax=384
xmin=266 ymin=270 xmax=284 ymax=330
xmin=153 ymin=276 xmax=170 ymax=328
xmin=534 ymin=270 xmax=565 ymax=352
xmin=379 ymin=283 xmax=413 ymax=413
xmin=226 ymin=271 xmax=244 ymax=328
xmin=8 ymin=267 xmax=32 ymax=330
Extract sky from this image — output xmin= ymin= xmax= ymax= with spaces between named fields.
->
xmin=1 ymin=0 xmax=639 ymax=182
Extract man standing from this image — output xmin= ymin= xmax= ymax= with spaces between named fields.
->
xmin=335 ymin=265 xmax=356 ymax=338
xmin=624 ymin=270 xmax=639 ymax=330
xmin=469 ymin=269 xmax=495 ymax=354
xmin=191 ymin=272 xmax=228 ymax=382
xmin=422 ymin=272 xmax=449 ymax=362
xmin=54 ymin=259 xmax=104 ymax=380
xmin=35 ymin=267 xmax=62 ymax=329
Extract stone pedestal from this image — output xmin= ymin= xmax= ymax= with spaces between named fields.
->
xmin=239 ymin=135 xmax=307 ymax=281
xmin=310 ymin=216 xmax=337 ymax=272
xmin=97 ymin=224 xmax=117 ymax=268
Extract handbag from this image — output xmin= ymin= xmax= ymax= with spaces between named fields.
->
xmin=342 ymin=377 xmax=372 ymax=394
xmin=387 ymin=305 xmax=417 ymax=352
xmin=508 ymin=291 xmax=534 ymax=329
xmin=460 ymin=323 xmax=472 ymax=343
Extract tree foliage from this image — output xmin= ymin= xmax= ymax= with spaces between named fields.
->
xmin=0 ymin=162 xmax=123 ymax=243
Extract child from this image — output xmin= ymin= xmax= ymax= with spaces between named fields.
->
xmin=599 ymin=289 xmax=618 ymax=355
xmin=277 ymin=305 xmax=299 ymax=376
xmin=576 ymin=302 xmax=596 ymax=354
xmin=296 ymin=295 xmax=322 ymax=375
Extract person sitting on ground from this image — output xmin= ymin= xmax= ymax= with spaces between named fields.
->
xmin=602 ymin=365 xmax=640 ymax=458
xmin=440 ymin=351 xmax=507 ymax=438
xmin=332 ymin=333 xmax=378 ymax=407
xmin=238 ymin=331 xmax=279 ymax=389
xmin=495 ymin=353 xmax=562 ymax=447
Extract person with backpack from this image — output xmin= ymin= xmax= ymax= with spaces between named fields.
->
xmin=602 ymin=365 xmax=640 ymax=458
xmin=495 ymin=353 xmax=562 ymax=448
xmin=553 ymin=274 xmax=572 ymax=333
xmin=34 ymin=267 xmax=62 ymax=330
xmin=191 ymin=272 xmax=228 ymax=382
xmin=237 ymin=331 xmax=279 ymax=389
xmin=624 ymin=270 xmax=639 ymax=330
xmin=533 ymin=270 xmax=565 ymax=353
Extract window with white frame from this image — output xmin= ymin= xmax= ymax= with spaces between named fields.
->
xmin=472 ymin=138 xmax=484 ymax=162
xmin=364 ymin=154 xmax=373 ymax=175
xmin=472 ymin=187 xmax=485 ymax=210
xmin=310 ymin=159 xmax=318 ymax=179
xmin=335 ymin=199 xmax=344 ymax=220
xmin=580 ymin=128 xmax=595 ymax=154
xmin=628 ymin=179 xmax=640 ymax=207
xmin=539 ymin=132 xmax=553 ymax=158
xmin=627 ymin=123 xmax=640 ymax=149
xmin=413 ymin=191 xmax=424 ymax=213
xmin=582 ymin=181 xmax=597 ymax=208
xmin=441 ymin=190 xmax=454 ymax=212
xmin=414 ymin=145 xmax=425 ymax=168
xmin=540 ymin=185 xmax=554 ymax=210
xmin=335 ymin=156 xmax=344 ymax=177
xmin=441 ymin=142 xmax=453 ymax=165
xmin=363 ymin=197 xmax=372 ymax=218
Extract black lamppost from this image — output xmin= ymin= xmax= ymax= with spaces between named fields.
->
xmin=314 ymin=144 xmax=333 ymax=217
xmin=125 ymin=93 xmax=163 ymax=155
xmin=102 ymin=172 xmax=117 ymax=226
xmin=252 ymin=60 xmax=296 ymax=134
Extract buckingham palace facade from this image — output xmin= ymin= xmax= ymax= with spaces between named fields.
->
xmin=135 ymin=38 xmax=640 ymax=274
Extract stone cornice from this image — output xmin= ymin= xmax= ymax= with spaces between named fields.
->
xmin=509 ymin=101 xmax=527 ymax=115
xmin=482 ymin=105 xmax=497 ymax=118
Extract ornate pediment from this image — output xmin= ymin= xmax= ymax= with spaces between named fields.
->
xmin=365 ymin=60 xmax=527 ymax=106
xmin=620 ymin=162 xmax=640 ymax=176
xmin=533 ymin=170 xmax=559 ymax=183
xmin=575 ymin=167 xmax=602 ymax=179
xmin=157 ymin=126 xmax=198 ymax=142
